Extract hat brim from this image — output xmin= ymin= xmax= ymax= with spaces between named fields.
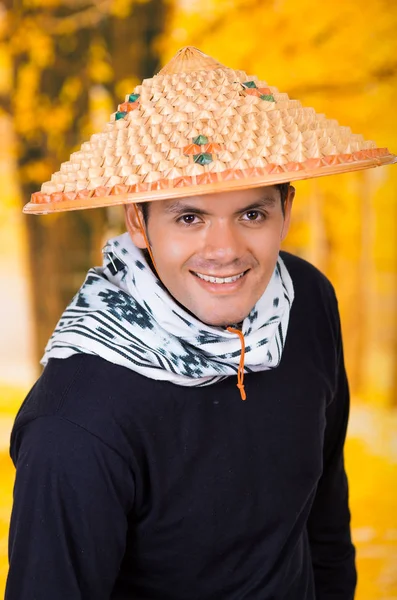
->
xmin=24 ymin=152 xmax=396 ymax=215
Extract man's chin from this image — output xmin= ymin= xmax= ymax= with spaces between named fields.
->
xmin=166 ymin=288 xmax=252 ymax=328
xmin=194 ymin=311 xmax=248 ymax=329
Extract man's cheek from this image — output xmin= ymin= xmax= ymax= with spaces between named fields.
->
xmin=161 ymin=241 xmax=192 ymax=263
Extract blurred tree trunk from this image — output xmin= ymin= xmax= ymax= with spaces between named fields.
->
xmin=10 ymin=0 xmax=166 ymax=365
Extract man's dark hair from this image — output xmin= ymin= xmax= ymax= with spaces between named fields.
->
xmin=277 ymin=183 xmax=290 ymax=215
xmin=138 ymin=183 xmax=290 ymax=223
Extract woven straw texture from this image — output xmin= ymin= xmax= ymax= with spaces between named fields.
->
xmin=25 ymin=46 xmax=396 ymax=214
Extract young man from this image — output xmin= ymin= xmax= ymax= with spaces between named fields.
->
xmin=6 ymin=47 xmax=396 ymax=599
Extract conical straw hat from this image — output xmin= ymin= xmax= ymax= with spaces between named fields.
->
xmin=25 ymin=46 xmax=396 ymax=215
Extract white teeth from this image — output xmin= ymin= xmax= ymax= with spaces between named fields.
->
xmin=195 ymin=271 xmax=246 ymax=284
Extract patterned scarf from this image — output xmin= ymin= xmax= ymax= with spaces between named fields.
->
xmin=42 ymin=232 xmax=294 ymax=387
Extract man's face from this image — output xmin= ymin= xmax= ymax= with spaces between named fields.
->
xmin=126 ymin=185 xmax=294 ymax=327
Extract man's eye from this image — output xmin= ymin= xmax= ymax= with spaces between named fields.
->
xmin=243 ymin=210 xmax=265 ymax=221
xmin=179 ymin=214 xmax=198 ymax=224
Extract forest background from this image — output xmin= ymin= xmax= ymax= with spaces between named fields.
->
xmin=0 ymin=0 xmax=396 ymax=597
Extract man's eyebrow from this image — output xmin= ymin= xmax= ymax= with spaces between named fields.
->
xmin=164 ymin=202 xmax=207 ymax=215
xmin=234 ymin=197 xmax=278 ymax=214
xmin=163 ymin=196 xmax=278 ymax=216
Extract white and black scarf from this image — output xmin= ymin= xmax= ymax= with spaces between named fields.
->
xmin=42 ymin=233 xmax=294 ymax=387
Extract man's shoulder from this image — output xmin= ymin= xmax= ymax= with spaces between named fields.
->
xmin=11 ymin=355 xmax=146 ymax=453
xmin=20 ymin=353 xmax=134 ymax=408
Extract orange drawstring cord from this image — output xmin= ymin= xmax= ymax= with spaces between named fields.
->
xmin=227 ymin=327 xmax=247 ymax=401
xmin=133 ymin=203 xmax=158 ymax=273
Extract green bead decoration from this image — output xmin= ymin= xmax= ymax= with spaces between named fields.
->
xmin=192 ymin=135 xmax=209 ymax=145
xmin=260 ymin=94 xmax=275 ymax=102
xmin=128 ymin=93 xmax=140 ymax=102
xmin=243 ymin=81 xmax=257 ymax=88
xmin=115 ymin=111 xmax=128 ymax=120
xmin=193 ymin=153 xmax=213 ymax=165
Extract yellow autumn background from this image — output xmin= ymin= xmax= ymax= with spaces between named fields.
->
xmin=1 ymin=0 xmax=396 ymax=597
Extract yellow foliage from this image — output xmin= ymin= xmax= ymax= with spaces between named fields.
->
xmin=41 ymin=104 xmax=74 ymax=135
xmin=88 ymin=40 xmax=113 ymax=84
xmin=27 ymin=27 xmax=54 ymax=69
xmin=20 ymin=160 xmax=52 ymax=185
xmin=60 ymin=76 xmax=83 ymax=103
xmin=24 ymin=0 xmax=60 ymax=7
xmin=0 ymin=7 xmax=7 ymax=39
xmin=88 ymin=60 xmax=114 ymax=84
xmin=13 ymin=63 xmax=41 ymax=137
xmin=89 ymin=84 xmax=114 ymax=136
xmin=0 ymin=45 xmax=11 ymax=95
xmin=110 ymin=0 xmax=136 ymax=18
xmin=115 ymin=76 xmax=141 ymax=100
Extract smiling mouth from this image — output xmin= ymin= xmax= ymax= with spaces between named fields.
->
xmin=192 ymin=270 xmax=248 ymax=284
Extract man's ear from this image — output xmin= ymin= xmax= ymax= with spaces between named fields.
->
xmin=125 ymin=204 xmax=147 ymax=249
xmin=281 ymin=185 xmax=295 ymax=242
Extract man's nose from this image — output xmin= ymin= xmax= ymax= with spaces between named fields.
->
xmin=201 ymin=220 xmax=244 ymax=261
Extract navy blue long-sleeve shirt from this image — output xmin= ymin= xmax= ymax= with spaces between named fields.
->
xmin=6 ymin=252 xmax=356 ymax=599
